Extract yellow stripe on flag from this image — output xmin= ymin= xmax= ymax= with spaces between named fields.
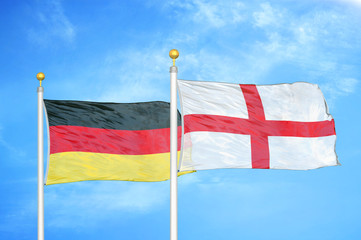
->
xmin=46 ymin=151 xmax=193 ymax=185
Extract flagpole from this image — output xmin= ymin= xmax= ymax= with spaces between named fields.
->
xmin=169 ymin=49 xmax=179 ymax=240
xmin=37 ymin=72 xmax=45 ymax=240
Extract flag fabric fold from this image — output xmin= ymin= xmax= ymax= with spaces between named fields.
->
xmin=177 ymin=79 xmax=338 ymax=172
xmin=44 ymin=100 xmax=189 ymax=185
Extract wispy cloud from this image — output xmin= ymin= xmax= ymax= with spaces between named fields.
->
xmin=0 ymin=126 xmax=26 ymax=159
xmin=44 ymin=181 xmax=169 ymax=228
xmin=164 ymin=0 xmax=246 ymax=28
xmin=161 ymin=1 xmax=361 ymax=96
xmin=43 ymin=1 xmax=360 ymax=108
xmin=337 ymin=78 xmax=358 ymax=93
xmin=95 ymin=47 xmax=171 ymax=102
xmin=253 ymin=2 xmax=284 ymax=28
xmin=320 ymin=77 xmax=359 ymax=107
xmin=27 ymin=0 xmax=75 ymax=45
xmin=243 ymin=2 xmax=361 ymax=101
xmin=180 ymin=172 xmax=298 ymax=226
xmin=332 ymin=0 xmax=361 ymax=7
xmin=0 ymin=201 xmax=36 ymax=237
xmin=0 ymin=175 xmax=198 ymax=232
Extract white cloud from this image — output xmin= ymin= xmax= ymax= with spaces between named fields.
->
xmin=337 ymin=78 xmax=358 ymax=93
xmin=27 ymin=0 xmax=75 ymax=45
xmin=192 ymin=0 xmax=245 ymax=27
xmin=329 ymin=77 xmax=358 ymax=95
xmin=253 ymin=2 xmax=283 ymax=28
xmin=318 ymin=77 xmax=359 ymax=108
xmin=95 ymin=47 xmax=171 ymax=102
xmin=333 ymin=0 xmax=361 ymax=7
xmin=45 ymin=1 xmax=360 ymax=108
xmin=243 ymin=3 xmax=361 ymax=92
xmin=168 ymin=1 xmax=360 ymax=98
xmin=164 ymin=0 xmax=246 ymax=28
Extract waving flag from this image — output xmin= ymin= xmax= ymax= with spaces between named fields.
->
xmin=177 ymin=80 xmax=338 ymax=171
xmin=44 ymin=100 xmax=191 ymax=185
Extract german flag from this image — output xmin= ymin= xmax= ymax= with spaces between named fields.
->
xmin=44 ymin=100 xmax=190 ymax=185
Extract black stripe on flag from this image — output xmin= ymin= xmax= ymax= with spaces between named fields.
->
xmin=44 ymin=100 xmax=181 ymax=130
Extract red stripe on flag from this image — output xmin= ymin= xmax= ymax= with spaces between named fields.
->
xmin=241 ymin=84 xmax=266 ymax=121
xmin=49 ymin=125 xmax=182 ymax=155
xmin=250 ymin=135 xmax=269 ymax=169
xmin=240 ymin=85 xmax=269 ymax=168
xmin=183 ymin=115 xmax=335 ymax=137
xmin=240 ymin=85 xmax=269 ymax=169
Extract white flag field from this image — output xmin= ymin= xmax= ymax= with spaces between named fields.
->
xmin=177 ymin=79 xmax=339 ymax=171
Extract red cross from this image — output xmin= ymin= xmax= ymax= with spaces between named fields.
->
xmin=183 ymin=84 xmax=336 ymax=169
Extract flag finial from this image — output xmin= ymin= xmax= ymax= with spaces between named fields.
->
xmin=37 ymin=72 xmax=45 ymax=87
xmin=169 ymin=49 xmax=179 ymax=66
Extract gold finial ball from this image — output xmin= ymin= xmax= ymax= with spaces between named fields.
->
xmin=36 ymin=72 xmax=45 ymax=81
xmin=169 ymin=49 xmax=179 ymax=60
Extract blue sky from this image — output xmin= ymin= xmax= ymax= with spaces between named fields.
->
xmin=1 ymin=0 xmax=361 ymax=239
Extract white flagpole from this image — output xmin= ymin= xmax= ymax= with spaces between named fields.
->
xmin=37 ymin=72 xmax=45 ymax=240
xmin=169 ymin=49 xmax=179 ymax=240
